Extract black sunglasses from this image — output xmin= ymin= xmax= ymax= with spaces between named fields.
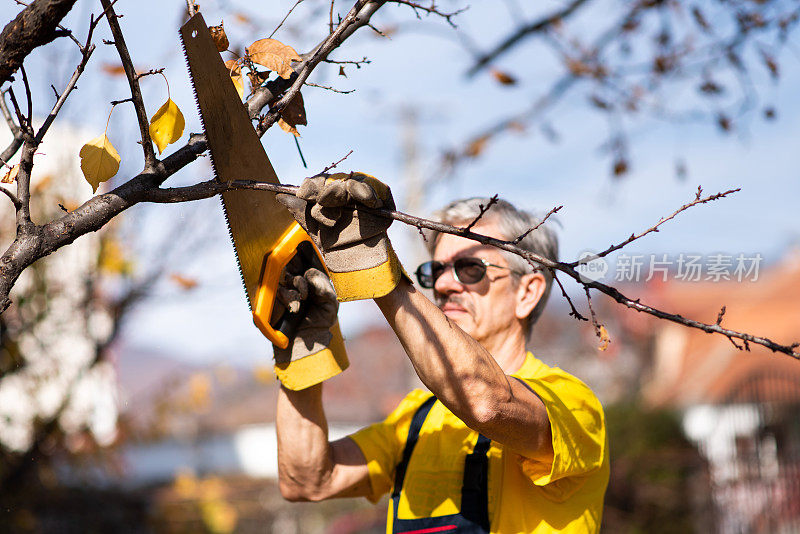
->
xmin=415 ymin=257 xmax=521 ymax=289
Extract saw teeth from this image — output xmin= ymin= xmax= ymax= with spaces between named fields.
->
xmin=179 ymin=28 xmax=251 ymax=311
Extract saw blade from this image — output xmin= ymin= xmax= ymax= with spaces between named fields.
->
xmin=180 ymin=13 xmax=296 ymax=310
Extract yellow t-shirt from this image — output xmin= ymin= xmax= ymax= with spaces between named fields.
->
xmin=348 ymin=352 xmax=609 ymax=533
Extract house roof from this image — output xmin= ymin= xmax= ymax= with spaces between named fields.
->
xmin=628 ymin=251 xmax=800 ymax=408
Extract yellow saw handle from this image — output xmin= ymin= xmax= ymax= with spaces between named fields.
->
xmin=253 ymin=222 xmax=320 ymax=349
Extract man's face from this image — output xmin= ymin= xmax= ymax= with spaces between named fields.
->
xmin=431 ymin=220 xmax=522 ymax=345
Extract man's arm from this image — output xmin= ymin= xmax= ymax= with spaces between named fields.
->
xmin=276 ymin=381 xmax=373 ymax=501
xmin=375 ymin=279 xmax=554 ymax=463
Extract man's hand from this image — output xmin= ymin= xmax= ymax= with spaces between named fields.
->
xmin=273 ymin=257 xmax=346 ymax=391
xmin=277 ymin=172 xmax=407 ymax=301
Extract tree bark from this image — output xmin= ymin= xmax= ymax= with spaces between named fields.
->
xmin=0 ymin=0 xmax=78 ymax=86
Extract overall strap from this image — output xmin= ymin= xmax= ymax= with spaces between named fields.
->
xmin=459 ymin=433 xmax=491 ymax=530
xmin=392 ymin=395 xmax=437 ymax=499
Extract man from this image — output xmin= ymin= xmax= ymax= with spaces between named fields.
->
xmin=274 ymin=174 xmax=609 ymax=533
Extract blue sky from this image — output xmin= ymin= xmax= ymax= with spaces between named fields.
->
xmin=2 ymin=0 xmax=798 ymax=364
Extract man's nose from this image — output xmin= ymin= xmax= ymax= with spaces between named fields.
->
xmin=433 ymin=263 xmax=462 ymax=295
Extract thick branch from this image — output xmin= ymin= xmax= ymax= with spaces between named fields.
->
xmin=0 ymin=0 xmax=78 ymax=86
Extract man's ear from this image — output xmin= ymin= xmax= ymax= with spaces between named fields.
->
xmin=515 ymin=272 xmax=546 ymax=320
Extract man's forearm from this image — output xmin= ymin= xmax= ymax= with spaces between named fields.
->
xmin=276 ymin=384 xmax=334 ymax=501
xmin=276 ymin=383 xmax=373 ymax=501
xmin=375 ymin=279 xmax=554 ymax=461
xmin=374 ymin=280 xmax=512 ymax=426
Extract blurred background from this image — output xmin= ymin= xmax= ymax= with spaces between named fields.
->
xmin=0 ymin=0 xmax=799 ymax=532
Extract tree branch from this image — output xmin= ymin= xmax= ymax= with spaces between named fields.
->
xmin=253 ymin=0 xmax=388 ymax=134
xmin=0 ymin=0 xmax=79 ymax=86
xmin=138 ymin=178 xmax=799 ymax=358
xmin=466 ymin=0 xmax=590 ymax=77
xmin=99 ymin=0 xmax=157 ymax=170
xmin=569 ymin=186 xmax=740 ymax=266
xmin=0 ymin=89 xmax=23 ymax=165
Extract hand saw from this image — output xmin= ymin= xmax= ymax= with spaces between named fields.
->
xmin=179 ymin=14 xmax=347 ymax=365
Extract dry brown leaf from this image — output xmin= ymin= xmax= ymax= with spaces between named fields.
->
xmin=233 ymin=12 xmax=251 ymax=25
xmin=170 ymin=273 xmax=198 ymax=290
xmin=490 ymin=68 xmax=517 ymax=86
xmin=507 ymin=121 xmax=526 ymax=133
xmin=465 ymin=135 xmax=489 ymax=158
xmin=100 ymin=63 xmax=126 ymax=76
xmin=246 ymin=38 xmax=301 ymax=79
xmin=224 ymin=60 xmax=244 ymax=99
xmin=32 ymin=174 xmax=52 ymax=193
xmin=338 ymin=65 xmax=347 ymax=77
xmin=247 ymin=69 xmax=268 ymax=88
xmin=598 ymin=325 xmax=611 ymax=351
xmin=209 ymin=21 xmax=229 ymax=52
xmin=1 ymin=164 xmax=18 ymax=184
xmin=277 ymin=92 xmax=306 ymax=137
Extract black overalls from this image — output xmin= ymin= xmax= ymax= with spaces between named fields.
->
xmin=390 ymin=396 xmax=492 ymax=534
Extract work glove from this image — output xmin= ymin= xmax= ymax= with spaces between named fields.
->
xmin=273 ymin=258 xmax=348 ymax=390
xmin=276 ymin=172 xmax=408 ymax=301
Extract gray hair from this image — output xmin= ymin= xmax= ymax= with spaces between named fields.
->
xmin=424 ymin=197 xmax=559 ymax=338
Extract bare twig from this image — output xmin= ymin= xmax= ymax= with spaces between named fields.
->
xmin=186 ymin=0 xmax=197 ymax=17
xmin=512 ymin=205 xmax=562 ymax=244
xmin=0 ymin=90 xmax=23 ymax=165
xmin=304 ymin=82 xmax=355 ymax=94
xmin=570 ymin=186 xmax=740 ymax=266
xmin=270 ymin=0 xmax=305 ymax=39
xmin=100 ymin=0 xmax=157 ymax=170
xmin=388 ymin=0 xmax=466 ymax=28
xmin=463 ymin=194 xmax=498 ymax=231
xmin=553 ymin=271 xmax=586 ymax=321
xmin=110 ymin=97 xmax=134 ymax=106
xmin=33 ymin=10 xmax=100 ymax=145
xmin=20 ymin=66 xmax=32 ymax=127
xmin=0 ymin=185 xmax=22 ymax=209
xmin=323 ymin=56 xmax=371 ymax=68
xmin=321 ymin=149 xmax=354 ymax=173
xmin=134 ymin=67 xmax=165 ymax=80
xmin=716 ymin=305 xmax=726 ymax=326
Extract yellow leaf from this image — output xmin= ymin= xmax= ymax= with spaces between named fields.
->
xmin=246 ymin=38 xmax=301 ymax=79
xmin=225 ymin=60 xmax=244 ymax=99
xmin=598 ymin=325 xmax=611 ymax=351
xmin=209 ymin=22 xmax=229 ymax=52
xmin=149 ymin=98 xmax=185 ymax=154
xmin=99 ymin=237 xmax=133 ymax=275
xmin=277 ymin=91 xmax=306 ymax=137
xmin=253 ymin=364 xmax=275 ymax=384
xmin=173 ymin=470 xmax=198 ymax=499
xmin=200 ymin=499 xmax=238 ymax=534
xmin=187 ymin=373 xmax=211 ymax=411
xmin=79 ymin=134 xmax=120 ymax=192
xmin=1 ymin=164 xmax=18 ymax=184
